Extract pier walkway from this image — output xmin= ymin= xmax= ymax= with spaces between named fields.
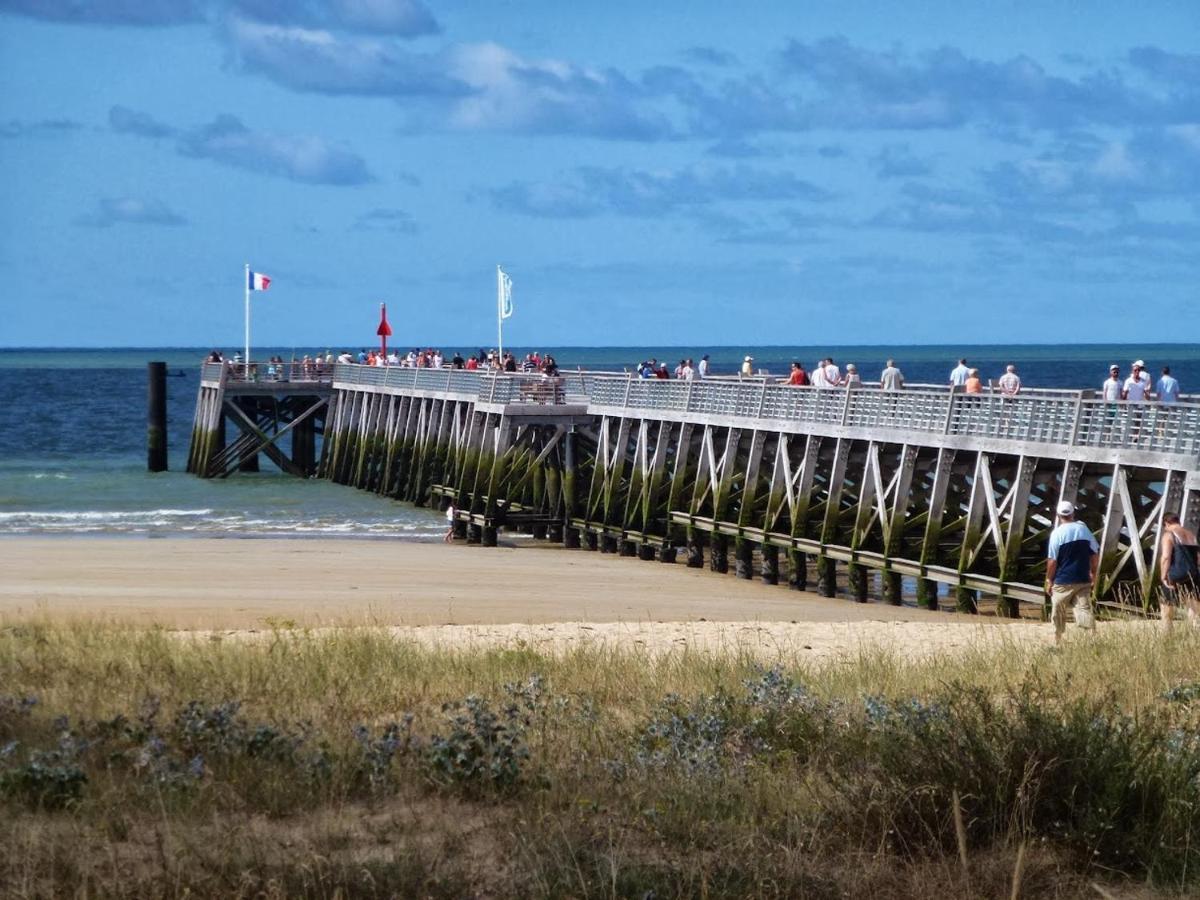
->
xmin=190 ymin=360 xmax=1200 ymax=614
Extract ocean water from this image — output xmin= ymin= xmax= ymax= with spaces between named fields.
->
xmin=1 ymin=345 xmax=1196 ymax=538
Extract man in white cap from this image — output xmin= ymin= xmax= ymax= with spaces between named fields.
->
xmin=1045 ymin=500 xmax=1100 ymax=645
xmin=741 ymin=355 xmax=754 ymax=377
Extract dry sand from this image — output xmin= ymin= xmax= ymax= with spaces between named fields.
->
xmin=0 ymin=537 xmax=1060 ymax=661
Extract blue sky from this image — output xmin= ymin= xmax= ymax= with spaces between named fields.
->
xmin=1 ymin=0 xmax=1198 ymax=349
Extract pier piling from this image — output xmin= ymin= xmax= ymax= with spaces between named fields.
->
xmin=147 ymin=361 xmax=168 ymax=472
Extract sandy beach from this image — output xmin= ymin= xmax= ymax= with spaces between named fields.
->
xmin=0 ymin=537 xmax=1064 ymax=661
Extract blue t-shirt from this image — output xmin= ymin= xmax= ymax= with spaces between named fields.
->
xmin=1048 ymin=521 xmax=1099 ymax=585
xmin=1157 ymin=375 xmax=1180 ymax=404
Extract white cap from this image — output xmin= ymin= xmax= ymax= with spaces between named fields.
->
xmin=744 ymin=355 xmax=753 ymax=361
xmin=1133 ymin=360 xmax=1145 ymax=368
xmin=1056 ymin=500 xmax=1075 ymax=517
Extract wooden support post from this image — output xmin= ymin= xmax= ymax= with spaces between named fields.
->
xmin=788 ymin=549 xmax=808 ymax=591
xmin=919 ymin=448 xmax=956 ymax=610
xmin=882 ymin=570 xmax=903 ymax=605
xmin=637 ymin=543 xmax=655 ymax=560
xmin=236 ymin=397 xmax=260 ymax=472
xmin=917 ymin=579 xmax=939 ymax=610
xmin=734 ymin=538 xmax=753 ymax=579
xmin=467 ymin=523 xmax=482 ymax=544
xmin=956 ymin=586 xmax=978 ymax=613
xmin=761 ymin=544 xmax=779 ymax=585
xmin=583 ymin=530 xmax=598 ymax=551
xmin=816 ymin=556 xmax=837 ymax=597
xmin=659 ymin=545 xmax=677 ymax=563
xmin=848 ymin=564 xmax=869 ymax=602
xmin=600 ymin=534 xmax=617 ymax=553
xmin=147 ymin=362 xmax=168 ymax=472
xmin=687 ymin=540 xmax=704 ymax=568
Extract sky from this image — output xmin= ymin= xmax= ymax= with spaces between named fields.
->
xmin=1 ymin=0 xmax=1198 ymax=349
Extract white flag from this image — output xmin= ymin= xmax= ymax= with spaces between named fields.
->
xmin=498 ymin=266 xmax=513 ymax=319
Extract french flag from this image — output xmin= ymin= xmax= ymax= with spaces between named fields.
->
xmin=248 ymin=270 xmax=271 ymax=292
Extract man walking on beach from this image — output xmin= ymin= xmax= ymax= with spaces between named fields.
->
xmin=1045 ymin=501 xmax=1099 ymax=645
xmin=1159 ymin=513 xmax=1199 ymax=631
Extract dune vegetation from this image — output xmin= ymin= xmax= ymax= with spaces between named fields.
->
xmin=1 ymin=621 xmax=1198 ymax=898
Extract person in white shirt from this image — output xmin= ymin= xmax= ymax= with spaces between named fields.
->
xmin=880 ymin=360 xmax=904 ymax=391
xmin=949 ymin=358 xmax=970 ymax=387
xmin=1123 ymin=364 xmax=1149 ymax=402
xmin=741 ymin=355 xmax=754 ymax=376
xmin=697 ymin=355 xmax=709 ymax=378
xmin=843 ymin=363 xmax=861 ymax=386
xmin=682 ymin=359 xmax=695 ymax=380
xmin=811 ymin=361 xmax=828 ymax=388
xmin=1101 ymin=365 xmax=1122 ymax=402
xmin=823 ymin=358 xmax=842 ymax=387
xmin=998 ymin=364 xmax=1021 ymax=396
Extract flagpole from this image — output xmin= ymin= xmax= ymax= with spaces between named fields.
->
xmin=244 ymin=262 xmax=251 ymax=375
xmin=496 ymin=264 xmax=503 ymax=368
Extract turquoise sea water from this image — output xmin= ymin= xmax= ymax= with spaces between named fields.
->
xmin=1 ymin=345 xmax=1196 ymax=537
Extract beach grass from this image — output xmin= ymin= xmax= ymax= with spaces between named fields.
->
xmin=1 ymin=620 xmax=1198 ymax=898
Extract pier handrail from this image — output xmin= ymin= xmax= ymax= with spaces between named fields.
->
xmin=321 ymin=363 xmax=1199 ymax=461
xmin=202 ymin=359 xmax=334 ymax=385
xmin=586 ymin=372 xmax=1200 ymax=461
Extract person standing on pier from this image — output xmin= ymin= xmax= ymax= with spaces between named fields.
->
xmin=1045 ymin=501 xmax=1100 ymax=645
xmin=950 ymin=358 xmax=970 ymax=387
xmin=697 ymin=354 xmax=710 ymax=378
xmin=787 ymin=361 xmax=808 ymax=385
xmin=823 ymin=358 xmax=842 ymax=387
xmin=1102 ymin=366 xmax=1122 ymax=402
xmin=741 ymin=355 xmax=754 ymax=376
xmin=1156 ymin=367 xmax=1180 ymax=405
xmin=880 ymin=360 xmax=904 ymax=391
xmin=998 ymin=364 xmax=1021 ymax=396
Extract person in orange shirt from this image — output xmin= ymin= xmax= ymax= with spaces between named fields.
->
xmin=965 ymin=368 xmax=983 ymax=394
xmin=787 ymin=361 xmax=808 ymax=385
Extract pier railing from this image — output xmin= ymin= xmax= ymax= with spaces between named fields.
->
xmin=586 ymin=375 xmax=1200 ymax=460
xmin=202 ymin=360 xmax=334 ymax=384
xmin=315 ymin=363 xmax=1200 ymax=460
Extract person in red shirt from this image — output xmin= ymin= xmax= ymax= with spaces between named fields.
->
xmin=787 ymin=361 xmax=809 ymax=386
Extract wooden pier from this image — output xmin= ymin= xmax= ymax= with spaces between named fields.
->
xmin=187 ymin=361 xmax=332 ymax=478
xmin=190 ymin=361 xmax=1200 ymax=613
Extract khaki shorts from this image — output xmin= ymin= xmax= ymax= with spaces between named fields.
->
xmin=1050 ymin=582 xmax=1095 ymax=632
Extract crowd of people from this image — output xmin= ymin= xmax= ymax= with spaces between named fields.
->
xmin=208 ymin=348 xmax=561 ymax=378
xmin=208 ymin=347 xmax=1183 ymax=400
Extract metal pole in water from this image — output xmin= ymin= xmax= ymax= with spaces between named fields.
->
xmin=147 ymin=361 xmax=168 ymax=472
